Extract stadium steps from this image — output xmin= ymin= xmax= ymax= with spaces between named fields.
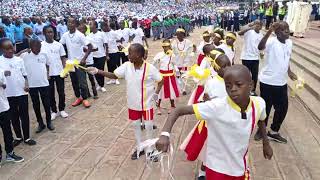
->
xmin=289 ymin=42 xmax=320 ymax=123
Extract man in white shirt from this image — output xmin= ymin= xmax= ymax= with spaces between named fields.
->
xmin=0 ymin=38 xmax=36 ymax=147
xmin=256 ymin=21 xmax=297 ymax=144
xmin=0 ymin=69 xmax=24 ymax=163
xmin=42 ymin=25 xmax=69 ymax=120
xmin=56 ymin=20 xmax=68 ymax=40
xmin=118 ymin=20 xmax=131 ymax=64
xmin=129 ymin=21 xmax=148 ymax=47
xmin=60 ymin=17 xmax=93 ymax=108
xmin=88 ymin=20 xmax=108 ymax=92
xmin=34 ymin=17 xmax=45 ymax=41
xmin=105 ymin=22 xmax=122 ymax=85
xmin=239 ymin=20 xmax=263 ymax=95
xmin=20 ymin=39 xmax=54 ymax=133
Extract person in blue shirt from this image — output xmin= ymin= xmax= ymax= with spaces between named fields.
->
xmin=13 ymin=17 xmax=25 ymax=53
xmin=23 ymin=18 xmax=34 ymax=30
xmin=1 ymin=17 xmax=15 ymax=44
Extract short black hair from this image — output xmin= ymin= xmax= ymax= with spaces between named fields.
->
xmin=43 ymin=25 xmax=54 ymax=34
xmin=215 ymin=48 xmax=225 ymax=54
xmin=130 ymin=43 xmax=145 ymax=58
xmin=0 ymin=38 xmax=11 ymax=49
xmin=29 ymin=39 xmax=41 ymax=47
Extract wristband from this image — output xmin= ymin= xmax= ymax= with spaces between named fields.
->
xmin=161 ymin=132 xmax=170 ymax=137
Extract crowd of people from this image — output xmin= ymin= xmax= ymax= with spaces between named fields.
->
xmin=0 ymin=0 xmax=307 ymax=180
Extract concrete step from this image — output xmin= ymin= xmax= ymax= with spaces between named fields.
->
xmin=293 ymin=40 xmax=320 ymax=60
xmin=291 ymin=53 xmax=320 ymax=84
xmin=290 ymin=57 xmax=320 ymax=101
xmin=292 ymin=46 xmax=320 ymax=70
xmin=287 ymin=77 xmax=320 ymax=123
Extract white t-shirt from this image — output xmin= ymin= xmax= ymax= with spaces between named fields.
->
xmin=240 ymin=30 xmax=263 ymax=60
xmin=259 ymin=37 xmax=293 ymax=86
xmin=88 ymin=31 xmax=107 ymax=58
xmin=34 ymin=23 xmax=45 ymax=41
xmin=114 ymin=62 xmax=162 ymax=111
xmin=59 ymin=30 xmax=90 ymax=61
xmin=204 ymin=75 xmax=227 ymax=99
xmin=0 ymin=70 xmax=9 ymax=113
xmin=104 ymin=30 xmax=122 ymax=54
xmin=118 ymin=28 xmax=131 ymax=47
xmin=193 ymin=96 xmax=266 ymax=176
xmin=171 ymin=39 xmax=194 ymax=68
xmin=82 ymin=36 xmax=96 ymax=65
xmin=217 ymin=43 xmax=235 ymax=64
xmin=153 ymin=52 xmax=176 ymax=71
xmin=21 ymin=52 xmax=49 ymax=88
xmin=131 ymin=28 xmax=145 ymax=45
xmin=0 ymin=56 xmax=28 ymax=97
xmin=41 ymin=41 xmax=66 ymax=76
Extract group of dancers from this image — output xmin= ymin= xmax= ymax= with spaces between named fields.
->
xmin=0 ymin=15 xmax=296 ymax=180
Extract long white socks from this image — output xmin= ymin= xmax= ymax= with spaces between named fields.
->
xmin=132 ymin=120 xmax=154 ymax=154
xmin=133 ymin=120 xmax=142 ymax=151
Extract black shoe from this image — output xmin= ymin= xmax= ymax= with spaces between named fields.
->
xmin=6 ymin=152 xmax=24 ymax=163
xmin=267 ymin=131 xmax=287 ymax=144
xmin=93 ymin=95 xmax=99 ymax=99
xmin=141 ymin=124 xmax=145 ymax=130
xmin=47 ymin=123 xmax=55 ymax=131
xmin=13 ymin=139 xmax=23 ymax=147
xmin=182 ymin=91 xmax=187 ymax=95
xmin=36 ymin=125 xmax=46 ymax=133
xmin=24 ymin=139 xmax=37 ymax=146
xmin=131 ymin=150 xmax=145 ymax=160
xmin=254 ymin=130 xmax=262 ymax=141
xmin=197 ymin=176 xmax=206 ymax=180
xmin=153 ymin=125 xmax=157 ymax=130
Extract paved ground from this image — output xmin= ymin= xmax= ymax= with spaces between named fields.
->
xmin=0 ymin=27 xmax=320 ymax=180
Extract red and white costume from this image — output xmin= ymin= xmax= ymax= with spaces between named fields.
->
xmin=153 ymin=52 xmax=180 ymax=100
xmin=114 ymin=61 xmax=162 ymax=121
xmin=182 ymin=75 xmax=227 ymax=162
xmin=171 ymin=39 xmax=194 ymax=72
xmin=189 ymin=96 xmax=266 ymax=179
xmin=196 ymin=40 xmax=212 ymax=65
xmin=188 ymin=57 xmax=218 ymax=105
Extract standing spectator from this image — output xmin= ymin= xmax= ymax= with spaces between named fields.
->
xmin=34 ymin=17 xmax=45 ymax=41
xmin=0 ymin=38 xmax=37 ymax=147
xmin=56 ymin=19 xmax=68 ymax=40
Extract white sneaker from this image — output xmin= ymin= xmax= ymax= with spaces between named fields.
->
xmin=115 ymin=80 xmax=120 ymax=85
xmin=51 ymin=112 xmax=57 ymax=120
xmin=96 ymin=86 xmax=101 ymax=91
xmin=106 ymin=80 xmax=113 ymax=85
xmin=101 ymin=87 xmax=107 ymax=92
xmin=60 ymin=111 xmax=69 ymax=118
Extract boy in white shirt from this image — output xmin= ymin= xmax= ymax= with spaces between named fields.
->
xmin=88 ymin=20 xmax=108 ymax=92
xmin=78 ymin=24 xmax=98 ymax=99
xmin=87 ymin=44 xmax=163 ymax=160
xmin=217 ymin=32 xmax=236 ymax=65
xmin=0 ymin=38 xmax=36 ymax=147
xmin=59 ymin=17 xmax=93 ymax=108
xmin=156 ymin=65 xmax=273 ymax=180
xmin=239 ymin=20 xmax=263 ymax=96
xmin=0 ymin=69 xmax=24 ymax=163
xmin=105 ymin=22 xmax=122 ymax=85
xmin=20 ymin=39 xmax=54 ymax=133
xmin=118 ymin=20 xmax=131 ymax=64
xmin=42 ymin=25 xmax=69 ymax=120
xmin=129 ymin=21 xmax=149 ymax=47
xmin=255 ymin=21 xmax=297 ymax=143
